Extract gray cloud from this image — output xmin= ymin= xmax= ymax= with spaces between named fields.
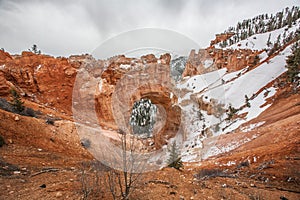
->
xmin=0 ymin=0 xmax=299 ymax=56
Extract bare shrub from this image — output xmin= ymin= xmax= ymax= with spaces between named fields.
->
xmin=105 ymin=129 xmax=145 ymax=200
xmin=79 ymin=161 xmax=106 ymax=200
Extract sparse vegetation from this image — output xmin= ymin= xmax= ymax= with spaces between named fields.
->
xmin=106 ymin=129 xmax=144 ymax=200
xmin=226 ymin=104 xmax=238 ymax=120
xmin=130 ymin=98 xmax=157 ymax=138
xmin=79 ymin=161 xmax=105 ymax=200
xmin=286 ymin=42 xmax=300 ymax=87
xmin=237 ymin=160 xmax=250 ymax=168
xmin=45 ymin=118 xmax=55 ymax=125
xmin=0 ymin=6 xmax=299 ymax=200
xmin=221 ymin=6 xmax=300 ymax=49
xmin=0 ymin=135 xmax=5 ymax=147
xmin=0 ymin=97 xmax=37 ymax=117
xmin=0 ymin=98 xmax=42 ymax=117
xmin=10 ymin=88 xmax=24 ymax=113
xmin=80 ymin=138 xmax=91 ymax=148
xmin=167 ymin=141 xmax=183 ymax=170
xmin=245 ymin=95 xmax=251 ymax=107
xmin=252 ymin=55 xmax=260 ymax=65
xmin=28 ymin=44 xmax=41 ymax=54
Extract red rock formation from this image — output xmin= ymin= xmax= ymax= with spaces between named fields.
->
xmin=182 ymin=49 xmax=217 ymax=77
xmin=182 ymin=47 xmax=261 ymax=77
xmin=210 ymin=32 xmax=235 ymax=46
xmin=0 ymin=50 xmax=180 ymax=148
xmin=183 ymin=32 xmax=262 ymax=77
xmin=0 ymin=50 xmax=78 ymax=115
xmin=92 ymin=54 xmax=181 ymax=148
xmin=0 ymin=50 xmax=12 ymax=63
xmin=210 ymin=47 xmax=261 ymax=72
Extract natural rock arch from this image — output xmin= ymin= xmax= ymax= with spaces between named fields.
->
xmin=95 ymin=62 xmax=181 ymax=149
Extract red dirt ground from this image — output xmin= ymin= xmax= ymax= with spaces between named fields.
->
xmin=0 ymin=87 xmax=299 ymax=200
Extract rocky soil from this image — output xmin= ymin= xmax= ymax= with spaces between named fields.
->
xmin=0 ymin=43 xmax=299 ymax=199
xmin=0 ymin=83 xmax=299 ymax=199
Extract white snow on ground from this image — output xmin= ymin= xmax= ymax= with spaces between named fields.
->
xmin=222 ymin=86 xmax=276 ymax=134
xmin=177 ymin=68 xmax=227 ymax=96
xmin=203 ymin=59 xmax=213 ymax=68
xmin=201 ymin=134 xmax=259 ymax=160
xmin=204 ymin=46 xmax=291 ymax=108
xmin=177 ymin=43 xmax=293 ymax=162
xmin=0 ymin=64 xmax=5 ymax=70
xmin=119 ymin=64 xmax=131 ymax=69
xmin=36 ymin=64 xmax=42 ymax=71
xmin=98 ymin=79 xmax=103 ymax=91
xmin=243 ymin=87 xmax=276 ymax=120
xmin=259 ymin=51 xmax=269 ymax=62
xmin=182 ymin=153 xmax=198 ymax=162
xmin=222 ymin=67 xmax=248 ymax=82
xmin=222 ymin=160 xmax=236 ymax=167
xmin=241 ymin=121 xmax=265 ymax=132
xmin=216 ymin=19 xmax=299 ymax=50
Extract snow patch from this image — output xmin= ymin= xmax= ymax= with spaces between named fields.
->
xmin=222 ymin=67 xmax=248 ymax=82
xmin=119 ymin=64 xmax=131 ymax=70
xmin=259 ymin=51 xmax=268 ymax=62
xmin=176 ymin=43 xmax=294 ymax=162
xmin=202 ymin=134 xmax=258 ymax=159
xmin=98 ymin=79 xmax=103 ymax=91
xmin=36 ymin=64 xmax=42 ymax=71
xmin=203 ymin=59 xmax=213 ymax=68
xmin=170 ymin=92 xmax=173 ymax=99
xmin=241 ymin=121 xmax=265 ymax=132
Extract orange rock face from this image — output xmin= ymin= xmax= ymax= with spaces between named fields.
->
xmin=0 ymin=50 xmax=180 ymax=148
xmin=210 ymin=32 xmax=235 ymax=46
xmin=0 ymin=50 xmax=78 ymax=115
xmin=93 ymin=53 xmax=180 ymax=148
xmin=182 ymin=47 xmax=261 ymax=77
xmin=182 ymin=49 xmax=218 ymax=77
xmin=182 ymin=33 xmax=262 ymax=77
xmin=208 ymin=48 xmax=261 ymax=72
xmin=1 ymin=45 xmax=260 ymax=149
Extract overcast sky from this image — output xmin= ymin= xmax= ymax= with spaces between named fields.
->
xmin=0 ymin=0 xmax=299 ymax=57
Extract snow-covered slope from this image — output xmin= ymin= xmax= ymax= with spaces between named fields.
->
xmin=164 ymin=7 xmax=300 ymax=164
xmin=217 ymin=19 xmax=299 ymax=50
xmin=176 ymin=43 xmax=294 ymax=162
xmin=215 ymin=6 xmax=300 ymax=52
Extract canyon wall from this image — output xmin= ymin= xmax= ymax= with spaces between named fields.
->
xmin=0 ymin=50 xmax=77 ymax=115
xmin=182 ymin=37 xmax=261 ymax=77
xmin=0 ymin=50 xmax=180 ymax=148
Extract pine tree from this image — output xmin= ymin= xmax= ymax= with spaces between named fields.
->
xmin=287 ymin=12 xmax=293 ymax=28
xmin=167 ymin=141 xmax=183 ymax=170
xmin=10 ymin=88 xmax=24 ymax=112
xmin=286 ymin=42 xmax=300 ymax=83
xmin=28 ymin=44 xmax=41 ymax=54
xmin=277 ymin=12 xmax=283 ymax=29
xmin=276 ymin=34 xmax=281 ymax=45
xmin=283 ymin=31 xmax=287 ymax=40
xmin=245 ymin=95 xmax=251 ymax=107
xmin=222 ymin=40 xmax=228 ymax=48
xmin=267 ymin=33 xmax=272 ymax=47
xmin=226 ymin=104 xmax=238 ymax=120
xmin=130 ymin=99 xmax=157 ymax=137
